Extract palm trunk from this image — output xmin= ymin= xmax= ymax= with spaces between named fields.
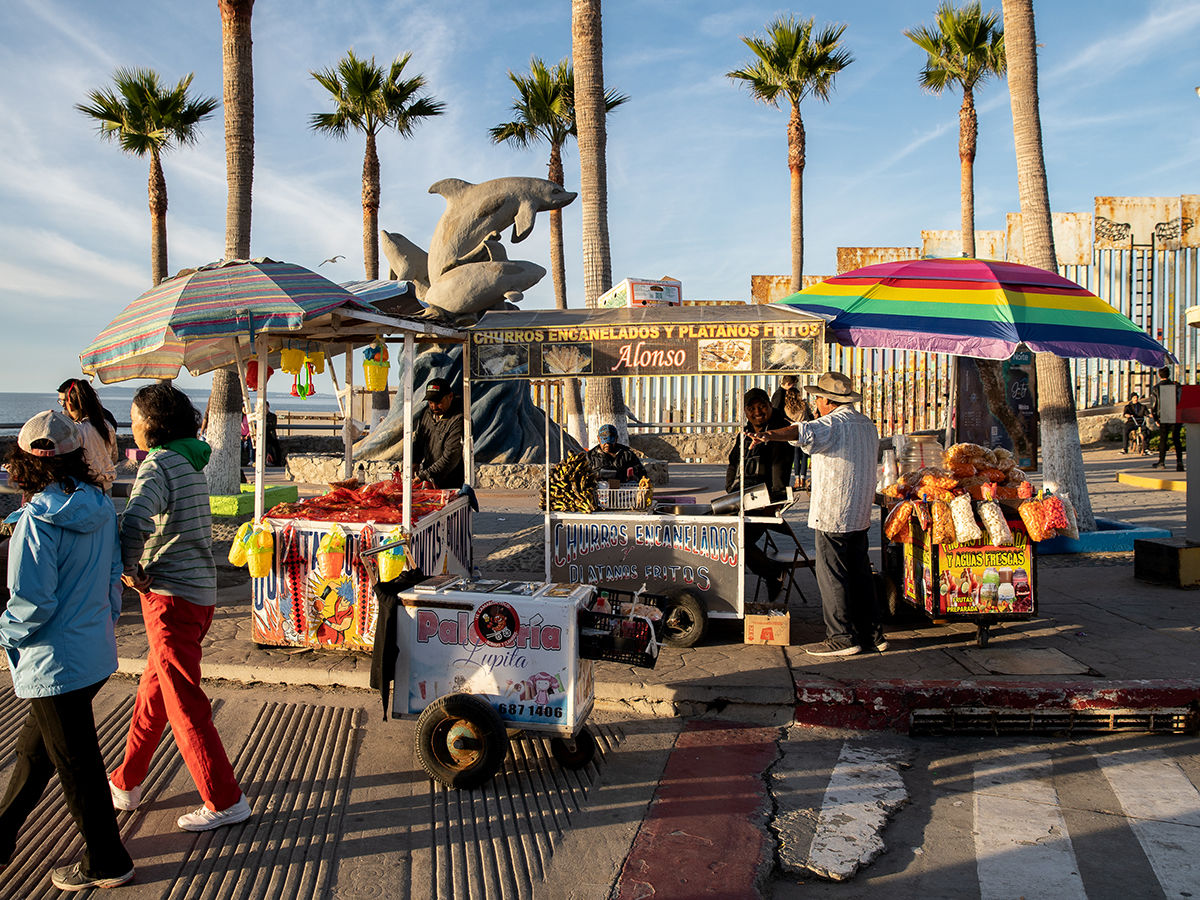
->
xmin=362 ymin=131 xmax=380 ymax=281
xmin=1002 ymin=0 xmax=1095 ymax=530
xmin=788 ymin=104 xmax=805 ymax=292
xmin=573 ymin=0 xmax=626 ymax=443
xmin=220 ymin=0 xmax=254 ymax=261
xmin=212 ymin=0 xmax=256 ymax=497
xmin=148 ymin=151 xmax=168 ymax=285
xmin=547 ymin=143 xmax=585 ymax=443
xmin=362 ymin=130 xmax=388 ymax=424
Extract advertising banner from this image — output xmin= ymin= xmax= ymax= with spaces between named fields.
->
xmin=549 ymin=513 xmax=743 ymax=618
xmin=470 ymin=308 xmax=824 ymax=380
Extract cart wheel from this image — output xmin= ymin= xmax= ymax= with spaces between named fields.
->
xmin=976 ymin=623 xmax=991 ymax=648
xmin=414 ymin=693 xmax=509 ymax=790
xmin=550 ymin=726 xmax=598 ymax=770
xmin=661 ymin=591 xmax=707 ymax=648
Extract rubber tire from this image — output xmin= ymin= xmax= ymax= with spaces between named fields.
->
xmin=976 ymin=623 xmax=991 ymax=648
xmin=415 ymin=693 xmax=509 ymax=790
xmin=550 ymin=727 xmax=598 ymax=770
xmin=661 ymin=591 xmax=707 ymax=648
xmin=876 ymin=572 xmax=922 ymax=624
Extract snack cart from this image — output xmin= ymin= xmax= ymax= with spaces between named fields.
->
xmin=875 ymin=441 xmax=1070 ymax=647
xmin=381 ymin=575 xmax=659 ymax=788
xmin=228 ymin=306 xmax=475 ymax=650
xmin=469 ymin=305 xmax=827 ymax=647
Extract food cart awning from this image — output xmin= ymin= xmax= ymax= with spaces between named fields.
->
xmin=470 ymin=305 xmax=828 ymax=380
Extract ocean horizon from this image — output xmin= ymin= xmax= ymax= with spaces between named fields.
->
xmin=0 ymin=388 xmax=344 ymax=435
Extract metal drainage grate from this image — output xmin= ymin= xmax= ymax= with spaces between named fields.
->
xmin=910 ymin=706 xmax=1199 ymax=736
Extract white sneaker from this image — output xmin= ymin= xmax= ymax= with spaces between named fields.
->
xmin=177 ymin=794 xmax=251 ymax=832
xmin=109 ymin=778 xmax=141 ymax=811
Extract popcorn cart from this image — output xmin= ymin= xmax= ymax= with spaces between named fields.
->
xmin=383 ymin=575 xmax=659 ymax=789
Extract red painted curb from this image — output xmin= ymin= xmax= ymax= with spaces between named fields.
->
xmin=794 ymin=678 xmax=1200 ymax=731
xmin=615 ymin=720 xmax=778 ymax=899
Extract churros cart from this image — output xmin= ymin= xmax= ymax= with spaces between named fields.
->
xmin=468 ymin=305 xmax=827 ymax=648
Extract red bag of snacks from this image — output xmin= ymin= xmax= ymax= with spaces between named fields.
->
xmin=912 ymin=500 xmax=931 ymax=531
xmin=1017 ymin=481 xmax=1034 ymax=499
xmin=1018 ymin=499 xmax=1055 ymax=542
xmin=1042 ymin=494 xmax=1069 ymax=531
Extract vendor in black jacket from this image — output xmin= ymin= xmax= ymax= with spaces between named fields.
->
xmin=726 ymin=387 xmax=793 ymax=600
xmin=587 ymin=424 xmax=646 ymax=481
xmin=413 ymin=378 xmax=464 ymax=488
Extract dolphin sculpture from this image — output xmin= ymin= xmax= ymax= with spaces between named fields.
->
xmin=379 ymin=230 xmax=430 ymax=298
xmin=426 ymin=177 xmax=576 ymax=279
xmin=421 ymin=259 xmax=547 ymax=323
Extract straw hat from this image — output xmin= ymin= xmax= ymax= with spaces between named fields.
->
xmin=804 ymin=372 xmax=862 ymax=403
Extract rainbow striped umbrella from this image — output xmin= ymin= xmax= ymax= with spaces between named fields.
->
xmin=81 ymin=259 xmax=374 ymax=382
xmin=777 ymin=257 xmax=1173 ymax=365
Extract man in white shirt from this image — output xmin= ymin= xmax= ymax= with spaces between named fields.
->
xmin=751 ymin=371 xmax=883 ymax=656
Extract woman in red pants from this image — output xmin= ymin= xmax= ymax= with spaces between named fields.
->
xmin=108 ymin=384 xmax=250 ymax=831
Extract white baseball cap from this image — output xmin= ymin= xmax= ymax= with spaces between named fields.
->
xmin=18 ymin=410 xmax=82 ymax=457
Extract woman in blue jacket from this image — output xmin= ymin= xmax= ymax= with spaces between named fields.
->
xmin=0 ymin=411 xmax=134 ymax=891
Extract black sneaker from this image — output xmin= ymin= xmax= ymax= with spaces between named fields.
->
xmin=804 ymin=639 xmax=861 ymax=657
xmin=50 ymin=862 xmax=134 ymax=891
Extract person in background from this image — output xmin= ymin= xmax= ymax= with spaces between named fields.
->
xmin=108 ymin=384 xmax=251 ymax=833
xmin=587 ymin=424 xmax=646 ymax=482
xmin=772 ymin=374 xmax=814 ymax=490
xmin=1121 ymin=391 xmax=1150 ymax=455
xmin=57 ymin=379 xmax=117 ymax=491
xmin=751 ymin=371 xmax=883 ymax=656
xmin=412 ymin=378 xmax=465 ymax=488
xmin=727 ymin=387 xmax=792 ymax=601
xmin=0 ymin=411 xmax=134 ymax=891
xmin=1150 ymin=366 xmax=1184 ymax=471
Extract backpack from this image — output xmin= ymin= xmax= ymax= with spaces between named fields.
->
xmin=783 ymin=386 xmax=808 ymax=423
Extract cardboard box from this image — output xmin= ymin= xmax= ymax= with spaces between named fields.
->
xmin=744 ymin=606 xmax=791 ymax=646
xmin=598 ymin=276 xmax=683 ymax=308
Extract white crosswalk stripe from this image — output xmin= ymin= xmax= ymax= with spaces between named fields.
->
xmin=973 ymin=751 xmax=1087 ymax=900
xmin=1093 ymin=746 xmax=1200 ymax=898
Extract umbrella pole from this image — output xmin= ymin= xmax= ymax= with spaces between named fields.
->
xmin=326 ymin=344 xmax=347 ymax=418
xmin=343 ymin=343 xmax=354 ymax=480
xmin=231 ymin=338 xmax=254 ymax=418
xmin=462 ymin=338 xmax=473 ymax=485
xmin=945 ymin=355 xmax=959 ymax=447
xmin=401 ymin=333 xmax=415 ymax=530
xmin=253 ymin=340 xmax=268 ymax=521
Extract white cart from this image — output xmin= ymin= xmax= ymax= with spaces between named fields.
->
xmin=389 ymin=576 xmax=659 ymax=789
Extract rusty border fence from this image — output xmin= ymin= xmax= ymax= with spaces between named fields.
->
xmin=529 ymin=248 xmax=1200 ymax=441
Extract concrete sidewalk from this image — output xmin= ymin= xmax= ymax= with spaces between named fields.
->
xmin=112 ymin=445 xmax=1200 ymax=732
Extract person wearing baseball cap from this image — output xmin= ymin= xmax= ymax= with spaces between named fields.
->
xmin=412 ymin=377 xmax=464 ymax=488
xmin=587 ymin=423 xmax=646 ymax=482
xmin=752 ymin=372 xmax=884 ymax=657
xmin=0 ymin=410 xmax=135 ymax=889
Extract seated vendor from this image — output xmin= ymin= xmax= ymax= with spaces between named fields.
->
xmin=587 ymin=424 xmax=646 ymax=482
xmin=413 ymin=377 xmax=464 ymax=488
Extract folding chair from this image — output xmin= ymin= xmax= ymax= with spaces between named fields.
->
xmin=750 ymin=494 xmax=815 ymax=605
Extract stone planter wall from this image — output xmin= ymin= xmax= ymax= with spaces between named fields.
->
xmin=628 ymin=432 xmax=733 ymax=464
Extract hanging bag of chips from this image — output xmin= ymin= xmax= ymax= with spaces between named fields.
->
xmin=949 ymin=493 xmax=983 ymax=543
xmin=246 ymin=520 xmax=275 ymax=578
xmin=930 ymin=499 xmax=956 ymax=544
xmin=884 ymin=501 xmax=915 ymax=543
xmin=977 ymin=500 xmax=1014 ymax=546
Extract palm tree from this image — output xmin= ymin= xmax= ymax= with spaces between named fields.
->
xmin=310 ymin=50 xmax=445 ymax=281
xmin=209 ymin=0 xmax=257 ymax=496
xmin=1001 ymin=0 xmax=1095 ymax=530
xmin=572 ymin=0 xmax=627 ymax=443
xmin=489 ymin=56 xmax=628 ymax=443
xmin=728 ymin=17 xmax=853 ymax=292
xmin=906 ymin=3 xmax=1028 ymax=461
xmin=76 ymin=68 xmax=218 ymax=286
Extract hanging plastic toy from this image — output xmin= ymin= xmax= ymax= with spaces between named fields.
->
xmin=291 ymin=361 xmax=317 ymax=398
xmin=306 ymin=348 xmax=325 ymax=375
xmin=279 ymin=344 xmax=305 ymax=375
xmin=363 ymin=335 xmax=389 ymax=392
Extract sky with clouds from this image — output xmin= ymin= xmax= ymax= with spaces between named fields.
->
xmin=2 ymin=0 xmax=1198 ymax=391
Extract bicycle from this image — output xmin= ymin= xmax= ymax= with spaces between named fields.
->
xmin=1128 ymin=416 xmax=1150 ymax=456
